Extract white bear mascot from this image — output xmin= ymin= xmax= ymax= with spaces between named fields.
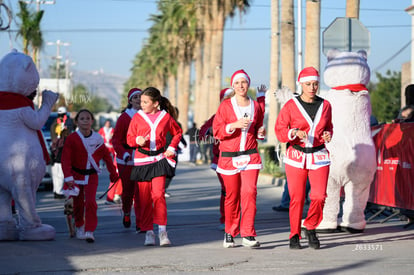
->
xmin=317 ymin=49 xmax=376 ymax=233
xmin=0 ymin=49 xmax=58 ymax=240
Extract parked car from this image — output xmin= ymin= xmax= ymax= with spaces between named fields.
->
xmin=42 ymin=112 xmax=58 ymax=148
xmin=39 ymin=130 xmax=53 ymax=191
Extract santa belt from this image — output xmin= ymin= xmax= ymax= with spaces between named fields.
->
xmin=72 ymin=167 xmax=97 ymax=175
xmin=138 ymin=147 xmax=165 ymax=156
xmin=292 ymin=144 xmax=325 ymax=153
xmin=123 ymin=144 xmax=135 ymax=150
xmin=221 ymin=148 xmax=257 ymax=157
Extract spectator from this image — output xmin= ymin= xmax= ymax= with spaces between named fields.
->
xmin=185 ymin=122 xmax=199 ymax=164
xmin=50 ymin=106 xmax=74 ymax=199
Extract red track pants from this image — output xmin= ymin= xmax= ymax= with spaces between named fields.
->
xmin=285 ymin=164 xmax=329 ymax=239
xmin=216 ymin=172 xmax=225 ymax=224
xmin=221 ymin=169 xmax=259 ymax=237
xmin=73 ymin=175 xmax=99 ymax=232
xmin=139 ymin=176 xmax=167 ymax=231
xmin=118 ymin=164 xmax=140 ymax=227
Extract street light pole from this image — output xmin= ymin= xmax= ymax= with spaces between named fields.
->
xmin=47 ymin=39 xmax=70 ymax=94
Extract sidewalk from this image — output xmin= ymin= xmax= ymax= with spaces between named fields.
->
xmin=1 ymin=162 xmax=413 ymax=274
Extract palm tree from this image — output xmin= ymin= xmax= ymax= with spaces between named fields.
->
xmin=16 ymin=1 xmax=44 ymax=65
xmin=280 ymin=0 xmax=295 ymax=91
xmin=304 ymin=0 xmax=321 ymax=70
xmin=207 ymin=0 xmax=251 ymax=116
xmin=267 ymin=0 xmax=280 ymax=146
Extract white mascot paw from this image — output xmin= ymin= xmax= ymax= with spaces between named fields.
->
xmin=274 ymin=86 xmax=295 ymax=105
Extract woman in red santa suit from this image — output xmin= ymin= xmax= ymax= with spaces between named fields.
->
xmin=275 ymin=67 xmax=333 ymax=250
xmin=213 ymin=69 xmax=266 ymax=248
xmin=112 ymin=88 xmax=142 ymax=232
xmin=200 ymin=85 xmax=266 ymax=232
xmin=127 ymin=87 xmax=182 ymax=247
xmin=61 ymin=109 xmax=119 ymax=243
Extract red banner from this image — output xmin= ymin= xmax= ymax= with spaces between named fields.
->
xmin=368 ymin=123 xmax=414 ymax=210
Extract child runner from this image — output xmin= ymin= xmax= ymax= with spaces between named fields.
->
xmin=112 ymin=88 xmax=143 ymax=232
xmin=127 ymin=87 xmax=183 ymax=247
xmin=61 ymin=109 xmax=119 ymax=243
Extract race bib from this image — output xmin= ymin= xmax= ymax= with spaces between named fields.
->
xmin=313 ymin=149 xmax=330 ymax=165
xmin=232 ymin=155 xmax=251 ymax=169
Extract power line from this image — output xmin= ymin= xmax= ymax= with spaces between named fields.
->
xmin=372 ymin=39 xmax=412 ymax=73
xmin=4 ymin=24 xmax=411 ymax=34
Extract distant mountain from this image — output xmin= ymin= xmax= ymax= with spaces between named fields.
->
xmin=71 ymin=70 xmax=128 ymax=110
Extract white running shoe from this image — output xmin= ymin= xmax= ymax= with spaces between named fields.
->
xmin=242 ymin=236 xmax=260 ymax=248
xmin=76 ymin=226 xmax=86 ymax=240
xmin=113 ymin=194 xmax=122 ymax=204
xmin=85 ymin=231 xmax=95 ymax=243
xmin=144 ymin=230 xmax=155 ymax=246
xmin=223 ymin=233 xmax=235 ymax=248
xmin=159 ymin=231 xmax=171 ymax=247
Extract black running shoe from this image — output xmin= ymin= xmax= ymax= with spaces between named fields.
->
xmin=289 ymin=234 xmax=302 ymax=249
xmin=123 ymin=213 xmax=131 ymax=228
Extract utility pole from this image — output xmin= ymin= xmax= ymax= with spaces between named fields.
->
xmin=47 ymin=39 xmax=70 ymax=94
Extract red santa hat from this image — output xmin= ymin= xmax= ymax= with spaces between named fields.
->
xmin=231 ymin=69 xmax=250 ymax=87
xmin=219 ymin=88 xmax=233 ymax=101
xmin=128 ymin=88 xmax=142 ymax=100
xmin=297 ymin=67 xmax=319 ymax=83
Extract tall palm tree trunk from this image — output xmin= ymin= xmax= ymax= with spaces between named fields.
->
xmin=304 ymin=0 xmax=321 ymax=70
xmin=209 ymin=6 xmax=225 ymax=116
xmin=168 ymin=73 xmax=177 ymax=106
xmin=193 ymin=38 xmax=204 ymax=125
xmin=267 ymin=0 xmax=280 ymax=146
xmin=200 ymin=11 xmax=213 ymax=124
xmin=346 ymin=0 xmax=360 ymax=18
xmin=280 ymin=0 xmax=295 ymax=91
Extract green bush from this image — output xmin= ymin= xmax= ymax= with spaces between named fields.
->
xmin=258 ymin=145 xmax=286 ymax=178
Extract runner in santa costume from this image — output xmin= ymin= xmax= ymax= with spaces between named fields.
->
xmin=61 ymin=109 xmax=119 ymax=243
xmin=213 ymin=69 xmax=266 ymax=248
xmin=200 ymin=85 xmax=266 ymax=231
xmin=112 ymin=88 xmax=142 ymax=232
xmin=99 ymin=119 xmax=122 ymax=204
xmin=127 ymin=87 xmax=182 ymax=247
xmin=275 ymin=67 xmax=333 ymax=249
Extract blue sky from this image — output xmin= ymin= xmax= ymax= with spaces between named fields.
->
xmin=0 ymin=0 xmax=411 ymax=88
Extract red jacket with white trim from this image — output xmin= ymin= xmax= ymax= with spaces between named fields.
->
xmin=126 ymin=110 xmax=183 ymax=166
xmin=275 ymin=97 xmax=333 ymax=169
xmin=112 ymin=109 xmax=136 ymax=165
xmin=61 ymin=131 xmax=118 ymax=184
xmin=213 ymin=97 xmax=264 ymax=175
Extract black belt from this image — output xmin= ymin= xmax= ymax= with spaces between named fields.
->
xmin=292 ymin=144 xmax=325 ymax=153
xmin=123 ymin=144 xmax=135 ymax=150
xmin=221 ymin=148 xmax=258 ymax=157
xmin=72 ymin=167 xmax=97 ymax=175
xmin=138 ymin=147 xmax=165 ymax=156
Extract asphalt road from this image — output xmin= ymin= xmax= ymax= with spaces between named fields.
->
xmin=1 ymin=162 xmax=413 ymax=274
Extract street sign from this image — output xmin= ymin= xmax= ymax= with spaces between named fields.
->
xmin=323 ymin=17 xmax=370 ymax=55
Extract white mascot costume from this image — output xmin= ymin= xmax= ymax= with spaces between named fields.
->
xmin=275 ymin=49 xmax=376 ymax=233
xmin=318 ymin=49 xmax=376 ymax=233
xmin=0 ymin=49 xmax=58 ymax=240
